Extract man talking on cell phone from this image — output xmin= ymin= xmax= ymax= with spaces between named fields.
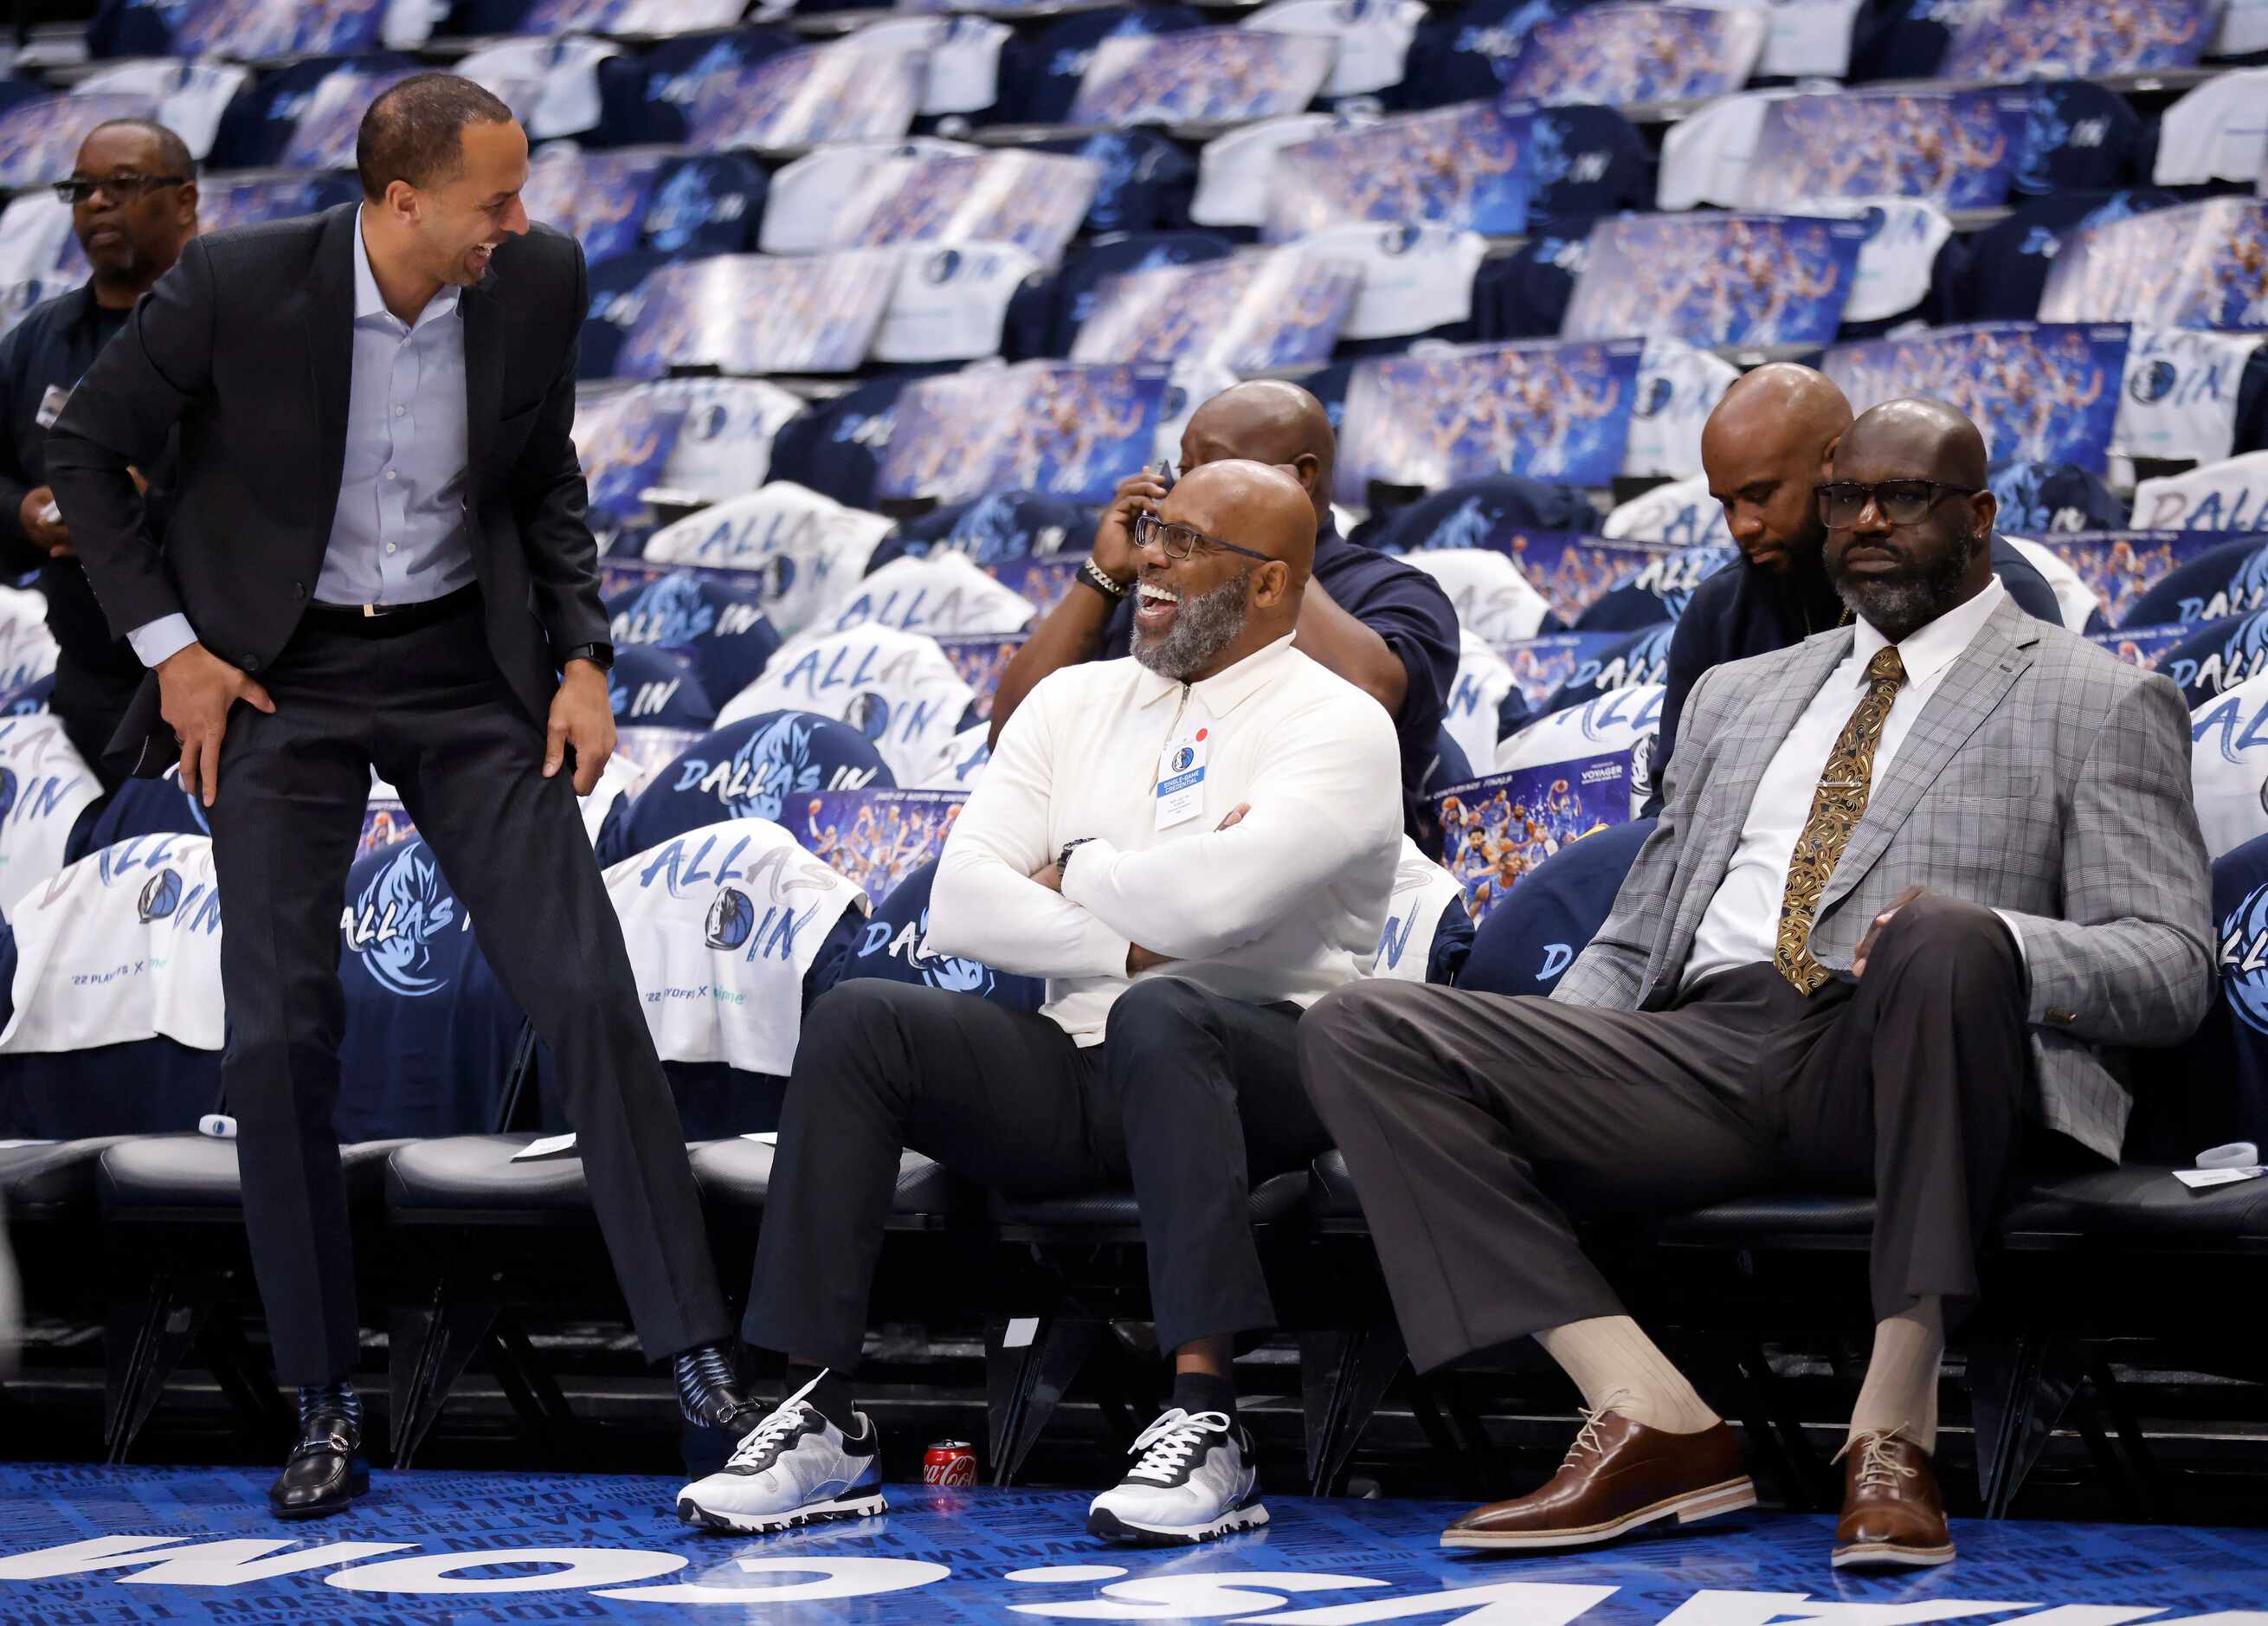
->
xmin=45 ymin=74 xmax=757 ymax=1520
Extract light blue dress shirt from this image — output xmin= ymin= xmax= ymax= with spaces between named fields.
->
xmin=129 ymin=209 xmax=480 ymax=668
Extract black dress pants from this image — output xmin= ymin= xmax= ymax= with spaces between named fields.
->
xmin=744 ymin=975 xmax=1331 ymax=1369
xmin=209 ymin=595 xmax=729 ymax=1384
xmin=1298 ymin=894 xmax=2030 ymax=1375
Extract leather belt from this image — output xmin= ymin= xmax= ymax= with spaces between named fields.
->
xmin=306 ymin=584 xmax=479 ymax=636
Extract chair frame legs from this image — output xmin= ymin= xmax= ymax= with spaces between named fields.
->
xmin=985 ymin=1313 xmax=1112 ymax=1487
xmin=1299 ymin=1323 xmax=1406 ymax=1495
xmin=389 ymin=1278 xmax=583 ymax=1469
xmin=105 ymin=1271 xmax=290 ymax=1463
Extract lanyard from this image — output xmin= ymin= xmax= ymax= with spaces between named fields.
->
xmin=1149 ymin=684 xmax=1191 ymax=793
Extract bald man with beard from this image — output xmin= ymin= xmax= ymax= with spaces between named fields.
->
xmin=680 ymin=461 xmax=1403 ymax=1547
xmin=992 ymin=380 xmax=1458 ymax=838
xmin=1304 ymin=400 xmax=2209 ymax=1571
xmin=1653 ymin=365 xmax=2065 ymax=806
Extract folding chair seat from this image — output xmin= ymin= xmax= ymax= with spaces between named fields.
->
xmin=0 ymin=1136 xmax=135 ymax=1217
xmin=1969 ymin=1165 xmax=2268 ymax=1520
xmin=1305 ymin=1146 xmax=1363 ymax=1229
xmin=1999 ymin=1165 xmax=2268 ymax=1249
xmin=383 ymin=1131 xmax=680 ymax=1466
xmin=384 ymin=1132 xmax=615 ymax=1218
xmin=103 ymin=1133 xmax=409 ymax=1216
xmin=1646 ymin=1194 xmax=1877 ymax=1249
xmin=384 ymin=1125 xmax=780 ymax=1451
xmin=93 ymin=1134 xmax=414 ymax=1462
xmin=688 ymin=1135 xmax=967 ymax=1230
xmin=983 ymin=1171 xmax=1308 ymax=1484
xmin=990 ymin=1176 xmax=1307 ymax=1240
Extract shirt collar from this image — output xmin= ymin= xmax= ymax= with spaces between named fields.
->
xmin=352 ymin=206 xmax=461 ymax=330
xmin=63 ymin=279 xmax=120 ymax=332
xmin=1851 ymin=573 xmax=2007 ymax=687
xmin=1133 ymin=631 xmax=1301 ymax=715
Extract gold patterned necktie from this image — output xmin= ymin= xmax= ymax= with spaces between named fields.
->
xmin=1774 ymin=645 xmax=1908 ymax=994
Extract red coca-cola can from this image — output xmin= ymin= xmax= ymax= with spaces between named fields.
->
xmin=923 ymin=1441 xmax=978 ymax=1487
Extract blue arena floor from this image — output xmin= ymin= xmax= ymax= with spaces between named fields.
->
xmin=2 ymin=1465 xmax=2265 ymax=1623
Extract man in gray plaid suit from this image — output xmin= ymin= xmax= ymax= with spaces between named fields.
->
xmin=1299 ymin=399 xmax=2213 ymax=1571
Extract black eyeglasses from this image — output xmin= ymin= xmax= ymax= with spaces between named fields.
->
xmin=1131 ymin=512 xmax=1274 ymax=564
xmin=1814 ymin=480 xmax=1984 ymax=528
xmin=51 ymin=173 xmax=190 ymax=206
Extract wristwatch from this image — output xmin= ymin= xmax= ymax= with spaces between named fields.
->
xmin=1077 ymin=558 xmax=1132 ymax=601
xmin=561 ymin=642 xmax=615 ymax=672
xmin=1058 ymin=836 xmax=1098 ymax=881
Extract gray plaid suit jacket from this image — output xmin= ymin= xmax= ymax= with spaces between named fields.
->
xmin=1553 ymin=592 xmax=2213 ymax=1162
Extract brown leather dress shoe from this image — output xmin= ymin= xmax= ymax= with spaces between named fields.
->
xmin=1441 ymin=1408 xmax=1755 ymax=1551
xmin=1833 ymin=1429 xmax=1956 ymax=1569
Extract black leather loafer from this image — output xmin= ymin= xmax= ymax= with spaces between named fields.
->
xmin=268 ymin=1414 xmax=370 ymax=1520
xmin=681 ymin=1379 xmax=767 ymax=1479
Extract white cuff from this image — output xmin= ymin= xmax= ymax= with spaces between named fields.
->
xmin=1992 ymin=908 xmax=2030 ymax=971
xmin=127 ymin=613 xmax=196 ymax=669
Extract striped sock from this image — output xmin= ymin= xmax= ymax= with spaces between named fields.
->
xmin=297 ymin=1379 xmax=362 ymax=1449
xmin=674 ymin=1342 xmax=739 ymax=1427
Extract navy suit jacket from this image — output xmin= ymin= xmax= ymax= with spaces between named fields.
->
xmin=47 ymin=203 xmax=600 ymax=770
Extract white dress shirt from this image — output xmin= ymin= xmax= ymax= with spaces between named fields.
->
xmin=928 ymin=633 xmax=1403 ymax=1044
xmin=1683 ymin=577 xmax=2013 ymax=990
xmin=128 ymin=208 xmax=476 ymax=668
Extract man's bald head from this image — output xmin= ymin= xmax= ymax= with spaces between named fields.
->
xmin=1710 ymin=363 xmax=1852 ymax=448
xmin=1162 ymin=459 xmax=1317 ymax=582
xmin=1182 ymin=381 xmax=1337 ymax=526
xmin=1700 ymin=365 xmax=1854 ymax=576
xmin=1837 ymin=397 xmax=1990 ymax=489
xmin=1131 ymin=460 xmax=1315 ymax=681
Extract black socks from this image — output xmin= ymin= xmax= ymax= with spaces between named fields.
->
xmin=1171 ymin=1369 xmax=1238 ymax=1422
xmin=785 ymin=1363 xmax=861 ymax=1439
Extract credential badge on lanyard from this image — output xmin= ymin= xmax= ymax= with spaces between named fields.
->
xmin=1154 ymin=687 xmax=1209 ymax=831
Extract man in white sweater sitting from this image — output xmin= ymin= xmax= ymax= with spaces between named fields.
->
xmin=676 ymin=461 xmax=1404 ymax=1544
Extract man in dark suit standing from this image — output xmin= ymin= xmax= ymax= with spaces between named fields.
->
xmin=47 ymin=74 xmax=757 ymax=1520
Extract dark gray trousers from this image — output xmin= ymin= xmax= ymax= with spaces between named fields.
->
xmin=744 ymin=975 xmax=1331 ymax=1369
xmin=210 ymin=597 xmax=729 ymax=1384
xmin=1298 ymin=894 xmax=2029 ymax=1374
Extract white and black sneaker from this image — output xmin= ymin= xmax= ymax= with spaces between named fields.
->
xmin=1087 ymin=1408 xmax=1268 ymax=1545
xmin=675 ymin=1374 xmax=886 ymax=1534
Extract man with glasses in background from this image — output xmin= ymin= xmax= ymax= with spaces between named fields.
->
xmin=0 ymin=120 xmax=197 ymax=779
xmin=1648 ymin=363 xmax=2064 ymax=810
xmin=676 ymin=460 xmax=1402 ymax=1545
xmin=1299 ymin=398 xmax=2212 ymax=1571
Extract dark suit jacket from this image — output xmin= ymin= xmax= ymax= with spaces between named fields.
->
xmin=44 ymin=203 xmax=602 ymax=768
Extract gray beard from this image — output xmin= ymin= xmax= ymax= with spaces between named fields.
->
xmin=1131 ymin=572 xmax=1251 ymax=681
xmin=1833 ymin=528 xmax=1981 ymax=644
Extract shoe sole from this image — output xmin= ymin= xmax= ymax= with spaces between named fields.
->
xmin=1440 ymin=1475 xmax=1757 ymax=1551
xmin=1833 ymin=1540 xmax=1956 ymax=1570
xmin=1088 ymin=1500 xmax=1271 ymax=1546
xmin=678 ymin=1492 xmax=886 ymax=1535
xmin=270 ymin=1466 xmax=371 ymax=1521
